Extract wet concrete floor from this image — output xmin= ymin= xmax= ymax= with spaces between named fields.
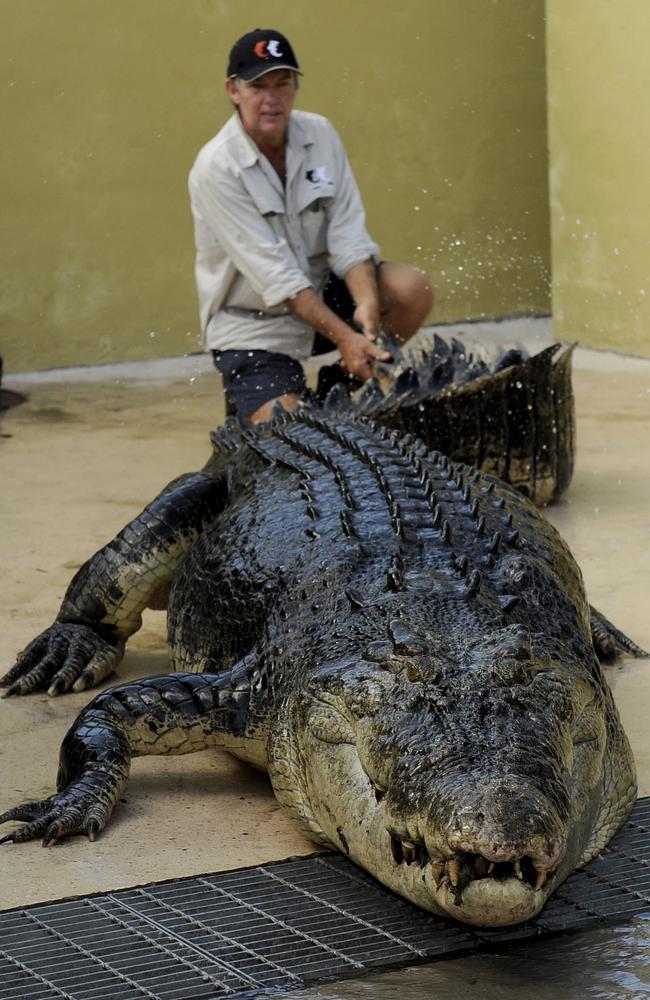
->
xmin=280 ymin=916 xmax=650 ymax=999
xmin=0 ymin=329 xmax=649 ymax=919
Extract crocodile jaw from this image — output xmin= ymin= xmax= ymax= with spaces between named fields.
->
xmin=279 ymin=739 xmax=563 ymax=927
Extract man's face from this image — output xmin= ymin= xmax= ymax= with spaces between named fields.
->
xmin=226 ymin=69 xmax=297 ymax=150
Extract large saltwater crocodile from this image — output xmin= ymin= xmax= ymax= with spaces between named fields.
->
xmin=0 ymin=356 xmax=642 ymax=927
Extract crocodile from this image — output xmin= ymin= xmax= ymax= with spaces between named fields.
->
xmin=0 ymin=397 xmax=642 ymax=927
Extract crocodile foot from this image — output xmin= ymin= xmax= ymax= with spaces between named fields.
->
xmin=1 ymin=623 xmax=125 ymax=697
xmin=0 ymin=770 xmax=125 ymax=846
xmin=0 ymin=710 xmax=131 ymax=845
xmin=590 ymin=606 xmax=649 ymax=661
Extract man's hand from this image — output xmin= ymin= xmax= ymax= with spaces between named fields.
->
xmin=338 ymin=330 xmax=391 ymax=380
xmin=353 ymin=300 xmax=381 ymax=341
xmin=286 ymin=286 xmax=391 ymax=381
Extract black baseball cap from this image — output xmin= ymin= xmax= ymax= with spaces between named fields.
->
xmin=227 ymin=29 xmax=302 ymax=81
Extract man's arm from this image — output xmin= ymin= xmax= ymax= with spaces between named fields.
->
xmin=286 ymin=287 xmax=391 ymax=380
xmin=189 ymin=161 xmax=309 ymax=309
xmin=323 ymin=120 xmax=382 ymax=333
xmin=343 ymin=260 xmax=382 ymax=340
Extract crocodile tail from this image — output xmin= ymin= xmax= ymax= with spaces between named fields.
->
xmin=327 ymin=336 xmax=576 ymax=507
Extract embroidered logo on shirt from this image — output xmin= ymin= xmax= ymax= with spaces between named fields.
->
xmin=306 ymin=166 xmax=334 ymax=188
xmin=254 ymin=39 xmax=284 ymax=59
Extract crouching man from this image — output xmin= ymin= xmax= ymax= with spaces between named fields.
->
xmin=189 ymin=28 xmax=433 ymax=422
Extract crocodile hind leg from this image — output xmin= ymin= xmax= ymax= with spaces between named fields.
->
xmin=0 ymin=662 xmax=255 ymax=845
xmin=590 ymin=605 xmax=649 ymax=661
xmin=1 ymin=472 xmax=227 ymax=697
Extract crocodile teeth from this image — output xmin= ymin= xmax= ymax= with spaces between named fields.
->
xmin=413 ymin=848 xmax=553 ymax=893
xmin=447 ymin=858 xmax=461 ymax=887
xmin=535 ymin=869 xmax=548 ymax=891
xmin=430 ymin=862 xmax=445 ymax=888
xmin=402 ymin=841 xmax=417 ymax=865
xmin=388 ymin=832 xmax=431 ymax=867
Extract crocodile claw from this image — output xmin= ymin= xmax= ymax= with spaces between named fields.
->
xmin=0 ymin=771 xmax=125 ymax=847
xmin=1 ymin=623 xmax=124 ymax=697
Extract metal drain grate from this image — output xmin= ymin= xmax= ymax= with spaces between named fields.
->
xmin=1 ymin=797 xmax=649 ymax=999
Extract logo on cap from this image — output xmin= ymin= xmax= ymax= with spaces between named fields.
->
xmin=254 ymin=39 xmax=284 ymax=60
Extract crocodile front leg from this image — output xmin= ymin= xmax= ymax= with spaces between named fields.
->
xmin=0 ymin=664 xmax=254 ymax=845
xmin=1 ymin=472 xmax=227 ymax=697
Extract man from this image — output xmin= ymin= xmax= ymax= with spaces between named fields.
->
xmin=189 ymin=28 xmax=433 ymax=423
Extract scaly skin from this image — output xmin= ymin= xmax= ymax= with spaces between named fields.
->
xmin=0 ymin=406 xmax=640 ymax=927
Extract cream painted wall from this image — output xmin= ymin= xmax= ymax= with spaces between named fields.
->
xmin=1 ymin=1 xmax=550 ymax=373
xmin=546 ymin=1 xmax=650 ymax=356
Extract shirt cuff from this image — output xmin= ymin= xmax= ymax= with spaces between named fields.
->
xmin=262 ymin=276 xmax=312 ymax=309
xmin=329 ymin=243 xmax=381 ymax=280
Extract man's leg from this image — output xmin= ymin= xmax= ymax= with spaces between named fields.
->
xmin=376 ymin=262 xmax=434 ymax=344
xmin=249 ymin=392 xmax=300 ymax=423
xmin=213 ymin=350 xmax=306 ymax=424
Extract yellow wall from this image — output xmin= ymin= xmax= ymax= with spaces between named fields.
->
xmin=547 ymin=1 xmax=650 ymax=355
xmin=1 ymin=1 xmax=550 ymax=373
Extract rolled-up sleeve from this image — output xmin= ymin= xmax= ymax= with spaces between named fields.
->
xmin=189 ymin=164 xmax=310 ymax=308
xmin=324 ymin=123 xmax=380 ymax=278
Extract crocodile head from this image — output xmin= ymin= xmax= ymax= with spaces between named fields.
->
xmin=269 ymin=613 xmax=635 ymax=927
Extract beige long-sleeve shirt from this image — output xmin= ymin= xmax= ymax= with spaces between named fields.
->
xmin=188 ymin=110 xmax=380 ymax=358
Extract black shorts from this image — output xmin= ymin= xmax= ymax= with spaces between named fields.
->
xmin=211 ymin=349 xmax=307 ymax=419
xmin=212 ymin=274 xmax=357 ymax=419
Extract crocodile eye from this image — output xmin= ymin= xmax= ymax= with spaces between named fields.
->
xmin=406 ymin=663 xmax=422 ymax=683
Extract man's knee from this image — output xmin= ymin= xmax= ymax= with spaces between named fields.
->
xmin=380 ymin=262 xmax=434 ymax=315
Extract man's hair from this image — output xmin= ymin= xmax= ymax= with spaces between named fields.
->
xmin=230 ymin=70 xmax=299 ymax=91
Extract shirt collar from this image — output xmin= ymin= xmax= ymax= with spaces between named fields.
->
xmin=228 ymin=110 xmax=313 ymax=169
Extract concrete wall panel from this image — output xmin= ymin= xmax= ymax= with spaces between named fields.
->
xmin=547 ymin=0 xmax=650 ymax=356
xmin=1 ymin=1 xmax=550 ymax=372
